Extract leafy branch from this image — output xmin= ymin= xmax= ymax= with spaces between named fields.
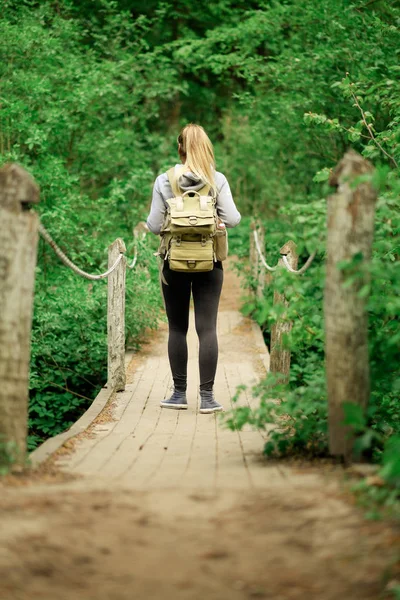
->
xmin=349 ymin=86 xmax=398 ymax=169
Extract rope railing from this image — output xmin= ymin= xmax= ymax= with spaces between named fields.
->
xmin=38 ymin=218 xmax=148 ymax=395
xmin=38 ymin=222 xmax=124 ymax=280
xmin=127 ymin=229 xmax=146 ymax=270
xmin=282 ymin=251 xmax=316 ymax=274
xmin=253 ymin=228 xmax=316 ymax=276
xmin=127 ymin=245 xmax=138 ymax=270
xmin=38 ymin=222 xmax=145 ymax=279
xmin=249 ymin=222 xmax=318 ymax=384
xmin=253 ymin=229 xmax=279 ymax=272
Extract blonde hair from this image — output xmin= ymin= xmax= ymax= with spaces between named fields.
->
xmin=178 ymin=124 xmax=216 ymax=191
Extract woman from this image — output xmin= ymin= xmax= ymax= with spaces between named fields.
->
xmin=146 ymin=123 xmax=241 ymax=413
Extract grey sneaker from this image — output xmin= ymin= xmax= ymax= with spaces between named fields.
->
xmin=199 ymin=390 xmax=224 ymax=414
xmin=160 ymin=390 xmax=188 ymax=410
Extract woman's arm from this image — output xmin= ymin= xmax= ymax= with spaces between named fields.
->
xmin=146 ymin=176 xmax=166 ymax=235
xmin=216 ymin=175 xmax=241 ymax=228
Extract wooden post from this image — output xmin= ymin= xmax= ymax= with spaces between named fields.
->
xmin=269 ymin=241 xmax=298 ymax=382
xmin=325 ymin=150 xmax=377 ymax=459
xmin=107 ymin=238 xmax=126 ymax=392
xmin=0 ymin=164 xmax=40 ymax=467
xmin=249 ymin=221 xmax=266 ymax=298
xmin=249 ymin=221 xmax=258 ymax=295
xmin=256 ymin=224 xmax=266 ymax=299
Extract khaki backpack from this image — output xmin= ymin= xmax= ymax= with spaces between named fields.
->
xmin=158 ymin=166 xmax=228 ymax=273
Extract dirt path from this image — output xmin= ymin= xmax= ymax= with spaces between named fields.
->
xmin=0 ymin=259 xmax=397 ymax=599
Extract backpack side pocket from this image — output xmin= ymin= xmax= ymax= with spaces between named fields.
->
xmin=214 ymin=227 xmax=228 ymax=262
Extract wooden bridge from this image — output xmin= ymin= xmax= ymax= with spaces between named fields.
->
xmin=0 ymin=154 xmax=379 ymax=466
xmin=30 ymin=262 xmax=281 ymax=489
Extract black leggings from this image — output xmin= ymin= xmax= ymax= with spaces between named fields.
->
xmin=161 ymin=263 xmax=224 ymax=392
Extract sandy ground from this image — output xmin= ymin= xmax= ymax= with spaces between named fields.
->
xmin=0 ymin=479 xmax=398 ymax=600
xmin=0 ymin=257 xmax=399 ymax=600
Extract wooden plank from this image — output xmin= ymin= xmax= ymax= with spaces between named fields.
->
xmin=174 ymin=342 xmax=218 ymax=489
xmin=214 ymin=369 xmax=253 ymax=490
xmin=70 ymin=358 xmax=163 ymax=474
xmin=145 ymin=356 xmax=199 ymax=489
xmin=60 ymin=358 xmax=147 ymax=471
xmin=143 ymin=317 xmax=201 ymax=489
xmin=223 ymin=362 xmax=284 ymax=488
xmin=101 ymin=359 xmax=172 ymax=480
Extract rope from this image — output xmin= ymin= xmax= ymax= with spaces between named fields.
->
xmin=253 ymin=229 xmax=279 ymax=272
xmin=282 ymin=251 xmax=317 ymax=275
xmin=127 ymin=244 xmax=138 ymax=270
xmin=39 ymin=222 xmax=124 ymax=281
xmin=253 ymin=228 xmax=316 ymax=275
xmin=127 ymin=230 xmax=146 ymax=270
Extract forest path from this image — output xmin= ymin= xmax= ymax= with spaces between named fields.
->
xmin=0 ymin=261 xmax=396 ymax=599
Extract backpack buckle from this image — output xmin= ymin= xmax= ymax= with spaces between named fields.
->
xmin=175 ymin=236 xmax=181 ymax=247
xmin=188 ymin=216 xmax=198 ymax=225
xmin=187 ymin=260 xmax=196 ymax=268
xmin=201 ymin=236 xmax=207 ymax=246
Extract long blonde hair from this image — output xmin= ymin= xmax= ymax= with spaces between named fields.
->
xmin=178 ymin=124 xmax=216 ymax=190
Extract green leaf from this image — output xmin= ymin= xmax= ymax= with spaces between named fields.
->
xmin=313 ymin=167 xmax=331 ymax=183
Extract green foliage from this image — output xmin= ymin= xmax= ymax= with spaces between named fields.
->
xmin=350 ymin=477 xmax=400 ymax=523
xmin=1 ymin=1 xmax=169 ymax=447
xmin=389 ymin=584 xmax=400 ymax=600
xmin=0 ymin=437 xmax=19 ymax=475
xmin=28 ymin=239 xmax=162 ymax=449
xmin=380 ymin=436 xmax=400 ymax=488
xmin=29 ymin=271 xmax=107 ymax=447
xmin=226 ymin=215 xmax=251 ymax=259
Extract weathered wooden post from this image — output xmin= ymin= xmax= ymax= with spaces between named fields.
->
xmin=325 ymin=150 xmax=377 ymax=460
xmin=0 ymin=163 xmax=40 ymax=467
xmin=107 ymin=238 xmax=126 ymax=392
xmin=269 ymin=241 xmax=298 ymax=382
xmin=249 ymin=221 xmax=259 ymax=295
xmin=249 ymin=221 xmax=266 ymax=298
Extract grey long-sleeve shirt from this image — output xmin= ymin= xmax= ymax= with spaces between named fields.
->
xmin=146 ymin=165 xmax=241 ymax=235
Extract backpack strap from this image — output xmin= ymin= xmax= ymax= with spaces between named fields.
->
xmin=167 ymin=166 xmax=183 ymax=198
xmin=199 ymin=182 xmax=212 ymax=197
xmin=167 ymin=166 xmax=212 ymax=198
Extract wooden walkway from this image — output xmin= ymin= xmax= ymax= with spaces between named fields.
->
xmin=54 ymin=262 xmax=285 ymax=490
